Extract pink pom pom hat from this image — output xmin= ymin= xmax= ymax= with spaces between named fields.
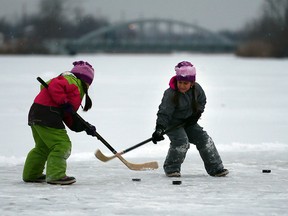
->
xmin=174 ymin=61 xmax=196 ymax=82
xmin=71 ymin=61 xmax=94 ymax=85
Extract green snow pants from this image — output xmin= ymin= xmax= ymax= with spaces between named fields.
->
xmin=23 ymin=125 xmax=72 ymax=182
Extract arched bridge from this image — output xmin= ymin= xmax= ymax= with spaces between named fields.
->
xmin=64 ymin=18 xmax=236 ymax=54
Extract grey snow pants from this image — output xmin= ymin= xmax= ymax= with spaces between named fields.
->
xmin=163 ymin=123 xmax=224 ymax=175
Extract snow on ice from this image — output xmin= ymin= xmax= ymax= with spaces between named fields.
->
xmin=0 ymin=53 xmax=287 ymax=216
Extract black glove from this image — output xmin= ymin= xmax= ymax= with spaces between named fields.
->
xmin=185 ymin=112 xmax=202 ymax=127
xmin=85 ymin=123 xmax=97 ymax=137
xmin=152 ymin=125 xmax=165 ymax=144
xmin=61 ymin=103 xmax=74 ymax=114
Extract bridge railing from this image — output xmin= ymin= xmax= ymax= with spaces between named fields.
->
xmin=60 ymin=18 xmax=236 ymax=54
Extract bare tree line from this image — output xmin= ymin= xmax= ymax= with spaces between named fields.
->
xmin=1 ymin=0 xmax=288 ymax=57
xmin=0 ymin=0 xmax=108 ymax=54
xmin=237 ymin=0 xmax=288 ymax=57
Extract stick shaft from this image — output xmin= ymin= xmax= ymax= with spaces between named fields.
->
xmin=118 ymin=122 xmax=185 ymax=154
xmin=37 ymin=77 xmax=49 ymax=88
xmin=95 ymin=121 xmax=187 ymax=162
xmin=121 ymin=138 xmax=152 ymax=154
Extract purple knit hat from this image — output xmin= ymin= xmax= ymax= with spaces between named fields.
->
xmin=71 ymin=61 xmax=94 ymax=85
xmin=175 ymin=61 xmax=196 ymax=82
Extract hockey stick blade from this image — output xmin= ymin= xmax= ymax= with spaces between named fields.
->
xmin=95 ymin=149 xmax=117 ymax=162
xmin=95 ymin=151 xmax=159 ymax=171
xmin=94 ymin=122 xmax=187 ymax=163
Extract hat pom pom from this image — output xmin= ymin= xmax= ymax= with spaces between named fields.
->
xmin=72 ymin=61 xmax=93 ymax=69
xmin=175 ymin=61 xmax=193 ymax=68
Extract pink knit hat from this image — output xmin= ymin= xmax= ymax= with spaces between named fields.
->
xmin=175 ymin=61 xmax=196 ymax=82
xmin=71 ymin=61 xmax=94 ymax=85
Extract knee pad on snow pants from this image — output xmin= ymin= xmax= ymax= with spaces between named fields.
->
xmin=164 ymin=127 xmax=190 ymax=174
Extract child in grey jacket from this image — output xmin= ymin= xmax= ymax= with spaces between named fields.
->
xmin=152 ymin=61 xmax=228 ymax=177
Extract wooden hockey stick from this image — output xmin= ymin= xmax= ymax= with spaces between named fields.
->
xmin=87 ymin=129 xmax=158 ymax=170
xmin=95 ymin=121 xmax=187 ymax=162
xmin=37 ymin=77 xmax=158 ymax=171
xmin=114 ymin=153 xmax=158 ymax=170
xmin=95 ymin=138 xmax=152 ymax=162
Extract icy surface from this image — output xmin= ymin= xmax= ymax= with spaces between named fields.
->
xmin=0 ymin=54 xmax=288 ymax=216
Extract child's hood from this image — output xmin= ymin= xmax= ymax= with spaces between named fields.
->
xmin=169 ymin=76 xmax=177 ymax=90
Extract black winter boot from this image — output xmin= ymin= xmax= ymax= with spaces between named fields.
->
xmin=24 ymin=174 xmax=46 ymax=183
xmin=47 ymin=176 xmax=76 ymax=185
xmin=210 ymin=169 xmax=229 ymax=177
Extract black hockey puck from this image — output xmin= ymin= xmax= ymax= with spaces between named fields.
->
xmin=172 ymin=180 xmax=182 ymax=185
xmin=132 ymin=178 xmax=141 ymax=182
xmin=262 ymin=170 xmax=271 ymax=173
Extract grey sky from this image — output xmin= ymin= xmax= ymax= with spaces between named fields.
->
xmin=0 ymin=0 xmax=265 ymax=32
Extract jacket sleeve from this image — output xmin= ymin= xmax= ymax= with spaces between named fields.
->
xmin=47 ymin=76 xmax=82 ymax=110
xmin=63 ymin=113 xmax=88 ymax=132
xmin=195 ymin=83 xmax=207 ymax=113
xmin=156 ymin=88 xmax=176 ymax=128
xmin=49 ymin=75 xmax=86 ymax=132
xmin=47 ymin=77 xmax=69 ymax=105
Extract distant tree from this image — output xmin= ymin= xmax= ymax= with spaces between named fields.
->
xmin=0 ymin=18 xmax=10 ymax=36
xmin=33 ymin=0 xmax=71 ymax=39
xmin=237 ymin=0 xmax=288 ymax=57
xmin=0 ymin=0 xmax=109 ymax=54
xmin=31 ymin=0 xmax=109 ymax=40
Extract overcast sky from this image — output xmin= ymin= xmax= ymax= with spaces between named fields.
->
xmin=0 ymin=0 xmax=265 ymax=32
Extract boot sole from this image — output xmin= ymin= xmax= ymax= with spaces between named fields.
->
xmin=47 ymin=179 xmax=76 ymax=185
xmin=24 ymin=180 xmax=46 ymax=183
xmin=166 ymin=172 xmax=181 ymax=177
xmin=213 ymin=169 xmax=229 ymax=177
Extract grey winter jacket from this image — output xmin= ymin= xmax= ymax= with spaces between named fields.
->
xmin=156 ymin=77 xmax=206 ymax=128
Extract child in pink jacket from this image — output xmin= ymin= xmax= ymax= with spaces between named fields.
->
xmin=23 ymin=61 xmax=96 ymax=185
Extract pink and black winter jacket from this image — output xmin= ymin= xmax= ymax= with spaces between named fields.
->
xmin=28 ymin=73 xmax=87 ymax=132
